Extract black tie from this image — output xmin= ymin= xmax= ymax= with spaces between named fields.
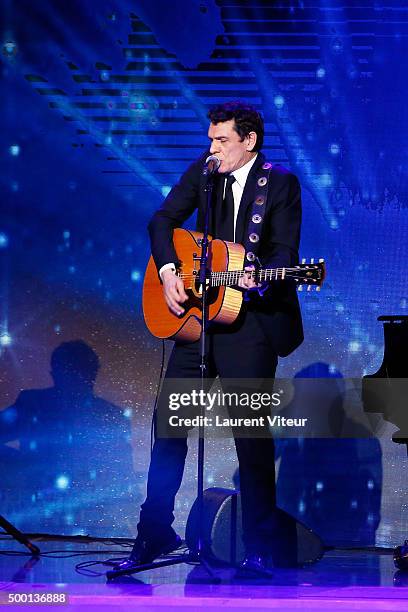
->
xmin=218 ymin=175 xmax=236 ymax=242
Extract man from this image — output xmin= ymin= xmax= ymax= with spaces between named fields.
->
xmin=122 ymin=101 xmax=303 ymax=575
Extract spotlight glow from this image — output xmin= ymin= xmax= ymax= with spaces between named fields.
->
xmin=0 ymin=233 xmax=9 ymax=248
xmin=273 ymin=95 xmax=285 ymax=109
xmin=319 ymin=173 xmax=332 ymax=187
xmin=9 ymin=144 xmax=20 ymax=156
xmin=348 ymin=340 xmax=361 ymax=353
xmin=55 ymin=475 xmax=70 ymax=490
xmin=2 ymin=40 xmax=17 ymax=56
xmin=0 ymin=332 xmax=12 ymax=347
xmin=331 ymin=38 xmax=343 ymax=53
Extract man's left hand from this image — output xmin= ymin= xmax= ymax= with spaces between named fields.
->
xmin=238 ymin=265 xmax=261 ymax=290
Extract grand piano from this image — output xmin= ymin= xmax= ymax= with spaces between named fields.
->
xmin=363 ymin=315 xmax=408 ymax=570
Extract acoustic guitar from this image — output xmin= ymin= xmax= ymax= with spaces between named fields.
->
xmin=143 ymin=228 xmax=325 ymax=342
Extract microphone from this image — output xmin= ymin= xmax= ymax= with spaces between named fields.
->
xmin=203 ymin=154 xmax=221 ymax=176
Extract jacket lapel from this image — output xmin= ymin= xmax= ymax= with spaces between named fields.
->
xmin=235 ymin=153 xmax=265 ymax=245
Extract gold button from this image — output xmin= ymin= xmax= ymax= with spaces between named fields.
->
xmin=255 ymin=195 xmax=265 ymax=205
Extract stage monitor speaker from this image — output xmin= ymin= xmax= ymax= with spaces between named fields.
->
xmin=185 ymin=487 xmax=324 ymax=567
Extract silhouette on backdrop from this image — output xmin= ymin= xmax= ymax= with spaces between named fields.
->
xmin=232 ymin=362 xmax=383 ymax=547
xmin=275 ymin=362 xmax=383 ymax=546
xmin=0 ymin=340 xmax=138 ymax=535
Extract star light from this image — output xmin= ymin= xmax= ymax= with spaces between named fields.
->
xmin=0 ymin=233 xmax=9 ymax=248
xmin=348 ymin=340 xmax=361 ymax=353
xmin=0 ymin=332 xmax=12 ymax=347
xmin=319 ymin=173 xmax=332 ymax=187
xmin=55 ymin=475 xmax=70 ymax=490
xmin=2 ymin=40 xmax=17 ymax=57
xmin=273 ymin=95 xmax=285 ymax=109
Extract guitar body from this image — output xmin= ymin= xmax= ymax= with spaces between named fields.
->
xmin=143 ymin=229 xmax=244 ymax=342
xmin=143 ymin=228 xmax=325 ymax=342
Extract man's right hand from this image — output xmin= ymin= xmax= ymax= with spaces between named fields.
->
xmin=161 ymin=269 xmax=188 ymax=316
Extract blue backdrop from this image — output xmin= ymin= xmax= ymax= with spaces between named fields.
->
xmin=1 ymin=0 xmax=407 ymax=547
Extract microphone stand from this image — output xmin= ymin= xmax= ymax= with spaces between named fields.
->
xmin=190 ymin=163 xmax=219 ymax=578
xmin=107 ymin=162 xmax=220 ymax=582
xmin=0 ymin=514 xmax=40 ymax=556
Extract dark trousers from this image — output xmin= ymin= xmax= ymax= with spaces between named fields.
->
xmin=137 ymin=310 xmax=281 ymax=554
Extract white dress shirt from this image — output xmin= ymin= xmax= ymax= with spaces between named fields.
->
xmin=160 ymin=154 xmax=258 ymax=278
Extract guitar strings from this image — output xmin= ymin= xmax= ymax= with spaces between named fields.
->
xmin=178 ymin=267 xmax=318 ymax=277
xmin=178 ymin=267 xmax=317 ymax=279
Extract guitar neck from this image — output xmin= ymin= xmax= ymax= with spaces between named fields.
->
xmin=211 ymin=268 xmax=298 ymax=287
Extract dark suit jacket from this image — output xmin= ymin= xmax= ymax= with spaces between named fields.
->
xmin=148 ymin=151 xmax=303 ymax=357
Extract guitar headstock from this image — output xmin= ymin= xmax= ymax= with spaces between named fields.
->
xmin=295 ymin=259 xmax=326 ymax=291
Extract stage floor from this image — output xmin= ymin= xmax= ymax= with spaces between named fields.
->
xmin=1 ymin=536 xmax=408 ymax=610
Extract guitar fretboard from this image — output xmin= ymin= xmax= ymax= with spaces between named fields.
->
xmin=211 ymin=268 xmax=299 ymax=287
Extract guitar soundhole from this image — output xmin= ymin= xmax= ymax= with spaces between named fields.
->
xmin=184 ymin=284 xmax=219 ymax=312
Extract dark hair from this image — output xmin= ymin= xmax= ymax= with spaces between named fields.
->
xmin=207 ymin=101 xmax=264 ymax=152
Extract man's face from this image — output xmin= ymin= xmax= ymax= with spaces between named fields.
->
xmin=207 ymin=119 xmax=256 ymax=174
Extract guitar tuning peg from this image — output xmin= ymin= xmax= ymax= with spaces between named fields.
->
xmin=307 ymin=285 xmax=312 ymax=291
xmin=298 ymin=285 xmax=303 ymax=291
xmin=318 ymin=258 xmax=324 ymax=263
xmin=310 ymin=258 xmax=314 ymax=264
xmin=301 ymin=258 xmax=306 ymax=264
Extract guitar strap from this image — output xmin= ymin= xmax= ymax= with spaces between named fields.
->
xmin=243 ymin=161 xmax=273 ymax=265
